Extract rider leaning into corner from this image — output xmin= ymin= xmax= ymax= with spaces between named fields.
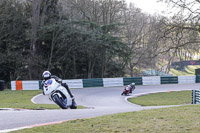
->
xmin=41 ymin=71 xmax=76 ymax=105
xmin=121 ymin=82 xmax=135 ymax=95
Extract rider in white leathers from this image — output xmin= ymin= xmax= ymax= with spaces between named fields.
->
xmin=41 ymin=71 xmax=76 ymax=104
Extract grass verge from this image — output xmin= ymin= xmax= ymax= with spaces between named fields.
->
xmin=12 ymin=105 xmax=200 ymax=133
xmin=0 ymin=90 xmax=84 ymax=109
xmin=11 ymin=90 xmax=199 ymax=133
xmin=169 ymin=65 xmax=200 ymax=76
xmin=128 ymin=90 xmax=191 ymax=106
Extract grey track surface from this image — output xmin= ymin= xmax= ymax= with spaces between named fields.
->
xmin=0 ymin=83 xmax=199 ymax=132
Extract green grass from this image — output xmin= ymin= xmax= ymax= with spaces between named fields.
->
xmin=128 ymin=91 xmax=191 ymax=106
xmin=169 ymin=68 xmax=192 ymax=76
xmin=185 ymin=66 xmax=196 ymax=74
xmin=0 ymin=90 xmax=84 ymax=109
xmin=11 ymin=90 xmax=199 ymax=133
xmin=169 ymin=65 xmax=200 ymax=76
xmin=12 ymin=105 xmax=200 ymax=133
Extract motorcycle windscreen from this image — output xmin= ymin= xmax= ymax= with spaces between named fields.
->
xmin=44 ymin=79 xmax=53 ymax=87
xmin=43 ymin=79 xmax=54 ymax=95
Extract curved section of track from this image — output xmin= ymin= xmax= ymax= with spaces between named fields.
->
xmin=0 ymin=84 xmax=199 ymax=132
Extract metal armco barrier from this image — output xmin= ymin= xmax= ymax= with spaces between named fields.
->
xmin=0 ymin=80 xmax=4 ymax=91
xmin=192 ymin=89 xmax=200 ymax=104
xmin=196 ymin=75 xmax=200 ymax=83
xmin=161 ymin=76 xmax=178 ymax=84
xmin=11 ymin=75 xmax=200 ymax=90
xmin=123 ymin=77 xmax=142 ymax=86
xmin=83 ymin=78 xmax=103 ymax=88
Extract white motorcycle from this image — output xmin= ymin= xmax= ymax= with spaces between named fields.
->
xmin=43 ymin=78 xmax=77 ymax=109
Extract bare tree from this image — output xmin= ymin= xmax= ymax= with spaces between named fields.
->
xmin=121 ymin=3 xmax=167 ymax=76
xmin=29 ymin=0 xmax=42 ymax=79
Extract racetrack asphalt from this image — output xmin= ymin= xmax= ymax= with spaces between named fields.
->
xmin=0 ymin=83 xmax=199 ymax=132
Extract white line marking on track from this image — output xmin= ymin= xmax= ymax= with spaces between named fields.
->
xmin=31 ymin=94 xmax=42 ymax=104
xmin=0 ymin=120 xmax=67 ymax=133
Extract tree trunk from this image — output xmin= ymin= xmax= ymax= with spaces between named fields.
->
xmin=72 ymin=52 xmax=77 ymax=78
xmin=47 ymin=31 xmax=56 ymax=70
xmin=129 ymin=63 xmax=133 ymax=77
xmin=29 ymin=0 xmax=42 ymax=80
xmin=101 ymin=50 xmax=106 ymax=78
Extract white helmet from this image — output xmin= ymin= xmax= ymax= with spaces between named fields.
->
xmin=42 ymin=71 xmax=51 ymax=80
xmin=131 ymin=82 xmax=135 ymax=86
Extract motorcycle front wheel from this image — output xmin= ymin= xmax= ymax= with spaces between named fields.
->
xmin=52 ymin=94 xmax=68 ymax=109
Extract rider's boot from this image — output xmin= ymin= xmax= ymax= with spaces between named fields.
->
xmin=72 ymin=97 xmax=75 ymax=103
xmin=70 ymin=97 xmax=77 ymax=109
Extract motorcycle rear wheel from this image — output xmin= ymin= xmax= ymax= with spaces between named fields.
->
xmin=53 ymin=94 xmax=68 ymax=109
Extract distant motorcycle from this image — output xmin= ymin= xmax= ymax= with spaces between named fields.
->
xmin=43 ymin=78 xmax=77 ymax=109
xmin=121 ymin=83 xmax=135 ymax=96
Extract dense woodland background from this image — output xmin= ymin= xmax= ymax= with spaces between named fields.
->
xmin=1 ymin=0 xmax=200 ymax=87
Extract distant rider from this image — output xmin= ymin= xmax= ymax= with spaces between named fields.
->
xmin=121 ymin=82 xmax=135 ymax=95
xmin=41 ymin=71 xmax=75 ymax=103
